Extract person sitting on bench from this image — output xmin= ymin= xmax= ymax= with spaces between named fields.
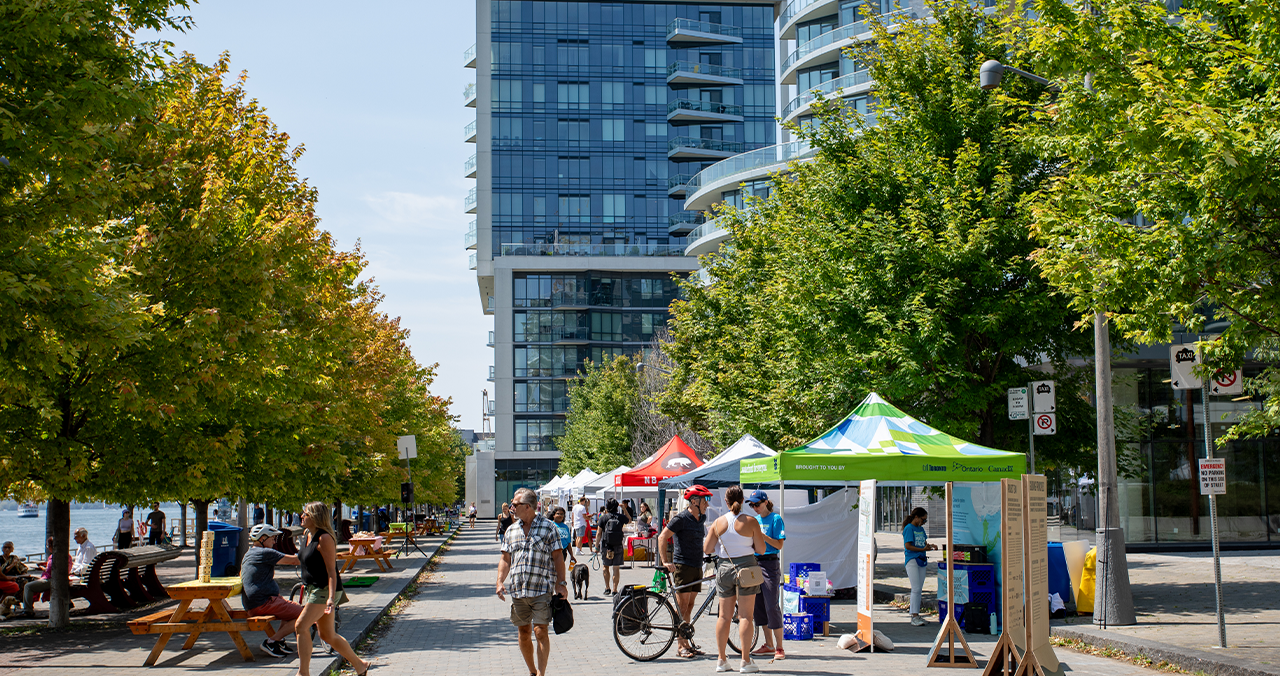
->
xmin=240 ymin=524 xmax=303 ymax=657
xmin=18 ymin=537 xmax=71 ymax=618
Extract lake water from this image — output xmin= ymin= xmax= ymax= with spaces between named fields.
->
xmin=1 ymin=502 xmax=190 ymax=558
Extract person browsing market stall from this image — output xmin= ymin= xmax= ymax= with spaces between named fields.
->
xmin=748 ymin=490 xmax=786 ymax=660
xmin=903 ymin=507 xmax=938 ymax=626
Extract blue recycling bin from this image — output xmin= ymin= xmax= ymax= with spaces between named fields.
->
xmin=206 ymin=521 xmax=243 ymax=577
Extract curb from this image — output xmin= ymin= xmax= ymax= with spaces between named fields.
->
xmin=1051 ymin=624 xmax=1280 ymax=676
xmin=319 ymin=526 xmax=458 ymax=676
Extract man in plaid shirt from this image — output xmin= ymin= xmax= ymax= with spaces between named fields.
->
xmin=497 ymin=487 xmax=567 ymax=676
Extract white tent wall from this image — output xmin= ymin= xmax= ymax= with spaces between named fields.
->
xmin=773 ymin=488 xmax=861 ymax=591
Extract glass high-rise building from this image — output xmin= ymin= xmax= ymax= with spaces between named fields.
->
xmin=465 ymin=0 xmax=778 ymax=512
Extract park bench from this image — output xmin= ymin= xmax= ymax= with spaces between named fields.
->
xmin=127 ymin=578 xmax=273 ymax=665
xmin=70 ymin=543 xmax=183 ymax=615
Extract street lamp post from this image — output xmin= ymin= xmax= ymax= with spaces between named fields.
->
xmin=980 ymin=59 xmax=1136 ymax=626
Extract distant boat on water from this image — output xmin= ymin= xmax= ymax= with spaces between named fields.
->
xmin=17 ymin=503 xmax=38 ymax=518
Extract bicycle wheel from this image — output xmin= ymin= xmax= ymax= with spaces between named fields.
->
xmin=614 ymin=590 xmax=678 ymax=662
xmin=727 ymin=616 xmax=762 ymax=655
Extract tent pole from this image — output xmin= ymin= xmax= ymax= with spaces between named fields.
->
xmin=779 ymin=478 xmax=786 ymax=585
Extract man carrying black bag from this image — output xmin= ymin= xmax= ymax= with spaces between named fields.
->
xmin=497 ymin=488 xmax=569 ymax=676
xmin=594 ymin=498 xmax=631 ymax=596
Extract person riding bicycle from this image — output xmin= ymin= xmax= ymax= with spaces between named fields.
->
xmin=239 ymin=524 xmax=303 ymax=657
xmin=657 ymin=484 xmax=712 ymax=658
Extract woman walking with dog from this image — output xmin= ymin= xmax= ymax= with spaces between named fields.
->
xmin=704 ymin=485 xmax=766 ymax=674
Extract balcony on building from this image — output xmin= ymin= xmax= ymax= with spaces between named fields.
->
xmin=683 ymin=140 xmax=818 ymax=212
xmin=464 ymin=83 xmax=476 ymax=108
xmin=499 ymin=242 xmax=688 ymax=257
xmin=465 ymin=153 xmax=477 ymax=179
xmin=464 ymin=120 xmax=477 ymax=143
xmin=668 ymin=210 xmax=707 ymax=237
xmin=778 ymin=0 xmax=841 ymax=40
xmin=469 ymin=251 xmax=477 ymax=270
xmin=465 ymin=220 xmax=478 ymax=250
xmin=665 ymin=18 xmax=743 ymax=44
xmin=780 ymin=9 xmax=916 ymax=85
xmin=487 ymin=330 xmax=494 ymax=347
xmin=685 ymin=216 xmax=732 ymax=257
xmin=464 ymin=43 xmax=476 ymax=68
xmin=666 ymin=60 xmax=743 ymax=86
xmin=487 ymin=365 xmax=495 ymax=381
xmin=668 ymin=173 xmax=695 ymax=197
xmin=465 ymin=187 xmax=477 ymax=214
xmin=667 ymin=136 xmax=744 ymax=161
xmin=782 ymin=71 xmax=875 ymax=123
xmin=667 ymin=98 xmax=745 ymax=124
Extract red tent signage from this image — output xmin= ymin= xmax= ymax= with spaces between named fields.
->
xmin=615 ymin=436 xmax=705 ymax=486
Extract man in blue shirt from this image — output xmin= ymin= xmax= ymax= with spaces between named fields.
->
xmin=748 ymin=490 xmax=787 ymax=659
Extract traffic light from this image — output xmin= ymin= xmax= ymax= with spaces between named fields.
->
xmin=401 ymin=482 xmax=413 ymax=504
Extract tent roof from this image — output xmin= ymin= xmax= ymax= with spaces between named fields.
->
xmin=615 ymin=435 xmax=704 ymax=487
xmin=538 ymin=475 xmax=567 ymax=493
xmin=659 ymin=434 xmax=776 ymax=489
xmin=560 ymin=468 xmax=600 ymax=492
xmin=582 ymin=466 xmax=630 ymax=492
xmin=739 ymin=393 xmax=1025 ymax=484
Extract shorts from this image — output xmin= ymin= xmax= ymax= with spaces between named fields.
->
xmin=602 ymin=545 xmax=625 ymax=567
xmin=249 ymin=595 xmax=304 ymax=622
xmin=672 ymin=564 xmax=703 ymax=594
xmin=510 ymin=593 xmax=552 ymax=627
xmin=301 ymin=585 xmax=350 ymax=607
xmin=716 ymin=556 xmax=762 ymax=599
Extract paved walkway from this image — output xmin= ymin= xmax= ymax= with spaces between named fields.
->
xmin=362 ymin=525 xmax=1153 ymax=676
xmin=0 ymin=532 xmax=453 ymax=676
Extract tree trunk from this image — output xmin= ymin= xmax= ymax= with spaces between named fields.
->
xmin=47 ymin=498 xmax=71 ymax=628
xmin=180 ymin=502 xmax=187 ymax=547
xmin=236 ymin=498 xmax=249 ymax=564
xmin=265 ymin=503 xmax=273 ymax=528
xmin=192 ymin=499 xmax=210 ymax=576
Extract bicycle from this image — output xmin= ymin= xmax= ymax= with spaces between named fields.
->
xmin=612 ymin=559 xmax=762 ymax=661
xmin=289 ymin=583 xmax=341 ymax=655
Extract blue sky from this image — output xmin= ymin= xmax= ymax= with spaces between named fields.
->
xmin=152 ymin=1 xmax=489 ymax=429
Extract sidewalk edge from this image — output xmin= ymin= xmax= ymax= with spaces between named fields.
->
xmin=1051 ymin=624 xmax=1280 ymax=676
xmin=319 ymin=526 xmax=459 ymax=676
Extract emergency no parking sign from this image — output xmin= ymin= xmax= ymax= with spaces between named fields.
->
xmin=1032 ymin=412 xmax=1056 ymax=435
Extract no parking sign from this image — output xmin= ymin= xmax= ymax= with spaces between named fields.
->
xmin=1032 ymin=412 xmax=1056 ymax=435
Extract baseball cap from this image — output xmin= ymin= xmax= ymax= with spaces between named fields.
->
xmin=746 ymin=490 xmax=769 ymax=505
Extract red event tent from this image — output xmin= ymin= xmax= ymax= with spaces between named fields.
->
xmin=614 ymin=435 xmax=705 ymax=487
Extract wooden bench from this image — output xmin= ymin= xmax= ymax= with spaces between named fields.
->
xmin=127 ymin=578 xmax=271 ymax=665
xmin=69 ymin=543 xmax=183 ymax=614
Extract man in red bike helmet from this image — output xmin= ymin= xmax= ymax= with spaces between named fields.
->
xmin=657 ymin=484 xmax=713 ymax=658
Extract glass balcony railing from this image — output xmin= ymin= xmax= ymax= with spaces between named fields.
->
xmin=779 ymin=0 xmax=826 ymax=31
xmin=464 ymin=83 xmax=476 ymax=102
xmin=687 ymin=216 xmax=727 ymax=243
xmin=667 ymin=99 xmax=744 ymax=117
xmin=669 ymin=211 xmax=708 ymax=228
xmin=465 ymin=187 xmax=477 ymax=211
xmin=499 ymin=243 xmax=687 ymax=257
xmin=781 ymin=9 xmax=917 ymax=74
xmin=465 ymin=154 xmax=477 ymax=175
xmin=782 ymin=70 xmax=875 ymax=118
xmin=668 ymin=136 xmax=746 ymax=155
xmin=464 ymin=43 xmax=476 ymax=66
xmin=667 ymin=60 xmax=742 ymax=81
xmin=468 ymin=252 xmax=477 ymax=270
xmin=465 ymin=224 xmax=477 ymax=248
xmin=487 ymin=330 xmax=494 ymax=346
xmin=488 ymin=365 xmax=495 ymax=379
xmin=668 ymin=173 xmax=695 ymax=192
xmin=665 ymin=18 xmax=743 ymax=40
xmin=464 ymin=120 xmax=476 ymax=141
xmin=685 ymin=141 xmax=815 ymax=195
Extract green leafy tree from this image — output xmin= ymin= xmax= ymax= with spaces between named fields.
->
xmin=1020 ymin=0 xmax=1280 ymax=441
xmin=664 ymin=1 xmax=1096 ymax=465
xmin=558 ymin=355 xmax=641 ymax=474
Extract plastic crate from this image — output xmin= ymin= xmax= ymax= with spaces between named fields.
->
xmin=789 ymin=562 xmax=821 ymax=583
xmin=784 ymin=613 xmax=814 ymax=641
xmin=800 ymin=596 xmax=830 ymax=627
xmin=938 ymin=600 xmax=1000 ymax=632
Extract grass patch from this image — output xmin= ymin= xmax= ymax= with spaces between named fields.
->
xmin=1051 ymin=636 xmax=1209 ymax=675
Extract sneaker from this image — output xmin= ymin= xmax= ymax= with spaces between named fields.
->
xmin=276 ymin=640 xmax=295 ymax=654
xmin=604 ymin=589 xmax=614 ymax=596
xmin=716 ymin=659 xmax=732 ymax=673
xmin=260 ymin=639 xmax=286 ymax=658
xmin=911 ymin=615 xmax=928 ymax=627
xmin=740 ymin=660 xmax=760 ymax=673
xmin=751 ymin=645 xmax=775 ymax=656
xmin=774 ymin=649 xmax=785 ymax=660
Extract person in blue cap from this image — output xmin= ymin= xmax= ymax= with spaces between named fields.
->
xmin=747 ymin=489 xmax=786 ymax=659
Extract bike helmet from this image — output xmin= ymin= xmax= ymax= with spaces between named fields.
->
xmin=249 ymin=524 xmax=282 ymax=541
xmin=683 ymin=485 xmax=713 ymax=500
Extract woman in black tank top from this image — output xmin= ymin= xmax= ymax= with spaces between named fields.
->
xmin=295 ymin=501 xmax=370 ymax=676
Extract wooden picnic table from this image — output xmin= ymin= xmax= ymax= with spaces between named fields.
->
xmin=127 ymin=577 xmax=273 ymax=666
xmin=338 ymin=537 xmax=395 ymax=573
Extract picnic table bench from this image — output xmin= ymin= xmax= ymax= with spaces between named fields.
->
xmin=337 ymin=537 xmax=395 ymax=573
xmin=72 ymin=543 xmax=183 ymax=615
xmin=127 ymin=578 xmax=273 ymax=666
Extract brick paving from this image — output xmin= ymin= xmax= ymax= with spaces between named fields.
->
xmin=360 ymin=526 xmax=1152 ymax=676
xmin=0 ymin=532 xmax=453 ymax=676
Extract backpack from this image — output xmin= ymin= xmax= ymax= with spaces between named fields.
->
xmin=613 ymin=585 xmax=648 ymax=636
xmin=603 ymin=513 xmax=624 ymax=547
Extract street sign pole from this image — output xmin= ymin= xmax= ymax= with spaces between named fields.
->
xmin=1026 ymin=415 xmax=1035 ymax=474
xmin=1201 ymin=379 xmax=1227 ymax=648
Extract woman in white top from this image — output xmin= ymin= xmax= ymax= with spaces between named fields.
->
xmin=703 ymin=486 xmax=766 ymax=674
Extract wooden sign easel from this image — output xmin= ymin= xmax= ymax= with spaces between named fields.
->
xmin=1015 ymin=475 xmax=1060 ymax=676
xmin=983 ymin=478 xmax=1024 ymax=676
xmin=927 ymin=482 xmax=977 ymax=668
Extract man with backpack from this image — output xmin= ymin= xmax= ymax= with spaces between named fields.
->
xmin=594 ymin=498 xmax=631 ymax=596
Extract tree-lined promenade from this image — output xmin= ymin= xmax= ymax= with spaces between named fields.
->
xmin=0 ymin=1 xmax=460 ymax=627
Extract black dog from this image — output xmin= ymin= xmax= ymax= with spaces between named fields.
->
xmin=571 ymin=562 xmax=589 ymax=600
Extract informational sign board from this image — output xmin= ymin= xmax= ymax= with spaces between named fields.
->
xmin=1030 ymin=381 xmax=1056 ymax=413
xmin=857 ymin=479 xmax=876 ymax=652
xmin=397 ymin=435 xmax=418 ymax=460
xmin=1008 ymin=387 xmax=1029 ymax=420
xmin=1210 ymin=370 xmax=1245 ymax=396
xmin=1002 ymin=478 xmax=1026 ymax=651
xmin=1022 ymin=475 xmax=1059 ymax=673
xmin=1199 ymin=458 xmax=1227 ymax=495
xmin=1170 ymin=344 xmax=1202 ymax=390
xmin=1032 ymin=412 xmax=1057 ymax=436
